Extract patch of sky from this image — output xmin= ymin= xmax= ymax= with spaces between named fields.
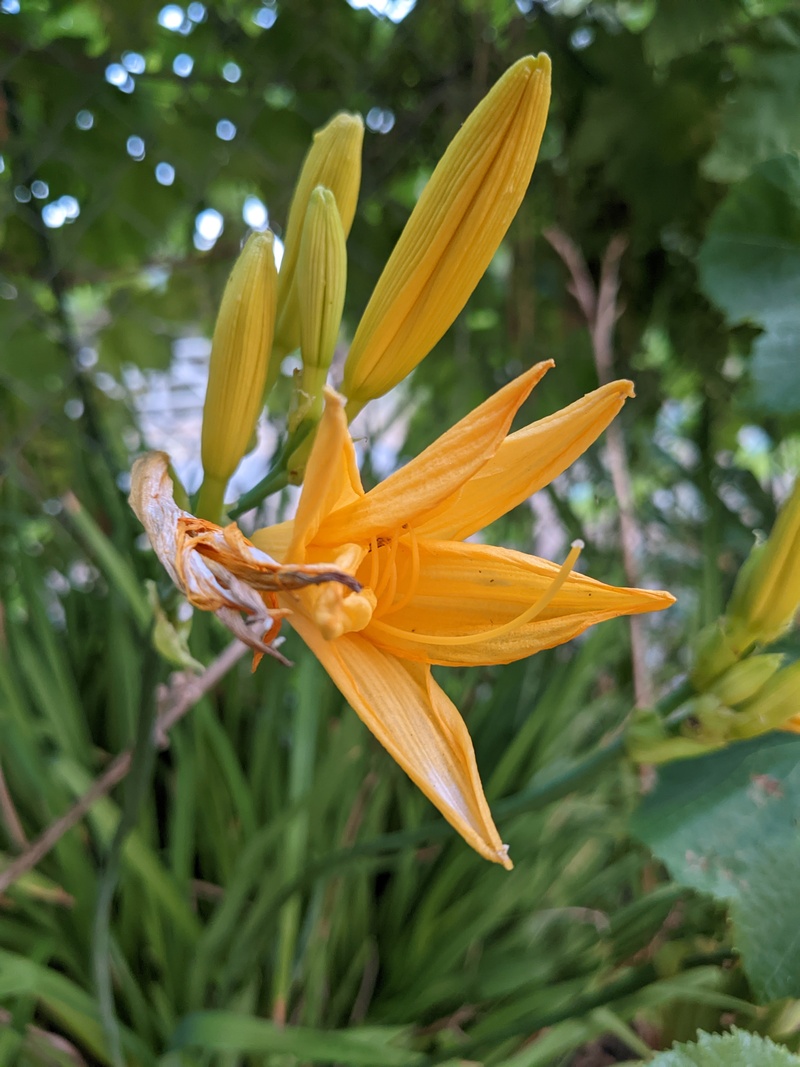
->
xmin=194 ymin=208 xmax=223 ymax=250
xmin=42 ymin=195 xmax=80 ymax=229
xmin=570 ymin=26 xmax=594 ymax=49
xmin=1 ymin=0 xmax=21 ymax=13
xmin=243 ymin=195 xmax=268 ymax=230
xmin=347 ymin=0 xmax=415 ymax=23
xmin=223 ymin=61 xmax=241 ymax=83
xmin=31 ymin=180 xmax=49 ymax=199
xmin=14 ymin=186 xmax=31 ymax=203
xmin=173 ymin=53 xmax=193 ymax=76
xmin=126 ymin=135 xmax=146 ymax=161
xmin=122 ymin=51 xmax=146 ymax=73
xmin=216 ymin=119 xmax=237 ymax=141
xmin=105 ymin=63 xmax=135 ymax=92
xmin=187 ymin=1 xmax=205 ymax=19
xmin=158 ymin=4 xmax=184 ymax=30
xmin=155 ymin=162 xmax=176 ymax=186
xmin=253 ymin=5 xmax=277 ymax=29
xmin=77 ymin=347 xmax=98 ymax=369
xmin=366 ymin=107 xmax=395 ymax=134
xmin=76 ymin=109 xmax=94 ymax=130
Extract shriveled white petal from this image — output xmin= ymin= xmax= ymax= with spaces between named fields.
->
xmin=129 ymin=452 xmax=360 ymax=662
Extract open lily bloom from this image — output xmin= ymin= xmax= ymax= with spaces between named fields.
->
xmin=246 ymin=362 xmax=675 ymax=867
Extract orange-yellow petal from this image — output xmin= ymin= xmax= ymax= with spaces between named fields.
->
xmin=283 ymin=387 xmax=364 ymax=561
xmin=315 ymin=362 xmax=552 ymax=547
xmin=342 ymin=55 xmax=551 ymax=406
xmin=289 ymin=614 xmax=511 ymax=868
xmin=364 ymin=540 xmax=675 ymax=667
xmin=416 ymin=380 xmax=635 ymax=541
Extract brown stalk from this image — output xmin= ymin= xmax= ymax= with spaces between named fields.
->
xmin=0 ymin=640 xmax=248 ymax=897
xmin=544 ymin=227 xmax=653 ymax=709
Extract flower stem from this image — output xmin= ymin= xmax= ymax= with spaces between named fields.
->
xmin=195 ymin=475 xmax=227 ymax=523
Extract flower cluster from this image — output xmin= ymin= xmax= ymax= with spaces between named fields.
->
xmin=130 ymin=54 xmax=675 ymax=865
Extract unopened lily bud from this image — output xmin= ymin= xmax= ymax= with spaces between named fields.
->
xmin=271 ymin=112 xmax=363 ymax=374
xmin=297 ymin=186 xmax=347 ymax=403
xmin=727 ymin=479 xmax=800 ymax=652
xmin=708 ymin=654 xmax=784 ymax=708
xmin=731 ymin=660 xmax=800 ymax=739
xmin=342 ymin=53 xmax=551 ymax=413
xmin=690 ymin=622 xmax=739 ymax=691
xmin=199 ymin=232 xmax=278 ymax=520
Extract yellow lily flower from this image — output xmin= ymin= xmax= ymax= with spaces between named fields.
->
xmin=249 ymin=362 xmax=675 ymax=867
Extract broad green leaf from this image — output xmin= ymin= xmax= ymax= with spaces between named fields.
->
xmin=648 ymin=1028 xmax=800 ymax=1066
xmin=631 ymin=734 xmax=800 ymax=1002
xmin=643 ymin=0 xmax=741 ymax=65
xmin=703 ymin=52 xmax=800 ymax=183
xmin=697 ymin=154 xmax=800 ymax=413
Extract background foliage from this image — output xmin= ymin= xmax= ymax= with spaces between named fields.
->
xmin=2 ymin=0 xmax=800 ymax=1063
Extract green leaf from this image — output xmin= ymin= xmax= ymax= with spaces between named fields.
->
xmin=648 ymin=1028 xmax=800 ymax=1066
xmin=643 ymin=0 xmax=741 ymax=65
xmin=168 ymin=1011 xmax=423 ymax=1065
xmin=703 ymin=52 xmax=800 ymax=183
xmin=631 ymin=734 xmax=800 ymax=1002
xmin=697 ymin=154 xmax=800 ymax=413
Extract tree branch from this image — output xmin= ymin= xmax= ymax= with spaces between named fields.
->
xmin=543 ymin=227 xmax=653 ymax=708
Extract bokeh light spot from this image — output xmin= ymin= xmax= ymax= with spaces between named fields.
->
xmin=216 ymin=119 xmax=237 ymax=141
xmin=126 ymin=135 xmax=146 ymax=161
xmin=156 ymin=162 xmax=176 ymax=185
xmin=243 ymin=195 xmax=268 ymax=230
xmin=173 ymin=53 xmax=194 ymax=76
xmin=158 ymin=4 xmax=184 ymax=29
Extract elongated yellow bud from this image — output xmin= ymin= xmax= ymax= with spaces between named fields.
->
xmin=342 ymin=53 xmax=551 ymax=412
xmin=199 ymin=231 xmax=277 ymax=520
xmin=731 ymin=660 xmax=800 ymax=739
xmin=271 ymin=112 xmax=363 ymax=374
xmin=727 ymin=479 xmax=800 ymax=652
xmin=708 ymin=654 xmax=784 ymax=708
xmin=297 ymin=186 xmax=347 ymax=396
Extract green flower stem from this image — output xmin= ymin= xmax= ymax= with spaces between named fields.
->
xmin=228 ymin=419 xmax=316 ymax=519
xmin=195 ymin=475 xmax=227 ymax=523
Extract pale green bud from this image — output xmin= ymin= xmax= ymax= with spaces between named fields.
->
xmin=731 ymin=660 xmax=800 ymax=739
xmin=690 ymin=623 xmax=739 ymax=691
xmin=727 ymin=479 xmax=800 ymax=651
xmin=708 ymin=654 xmax=784 ymax=708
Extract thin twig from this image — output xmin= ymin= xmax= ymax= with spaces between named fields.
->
xmin=544 ymin=226 xmax=653 ymax=708
xmin=0 ymin=759 xmax=28 ymax=849
xmin=0 ymin=640 xmax=248 ymax=896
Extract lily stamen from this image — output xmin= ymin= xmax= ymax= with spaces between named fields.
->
xmin=370 ymin=540 xmax=584 ymax=647
xmin=373 ymin=530 xmax=401 ymax=599
xmin=381 ymin=526 xmax=420 ymax=618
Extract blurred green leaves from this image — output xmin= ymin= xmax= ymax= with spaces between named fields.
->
xmin=632 ymin=733 xmax=800 ymax=1002
xmin=698 ymin=154 xmax=800 ymax=414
